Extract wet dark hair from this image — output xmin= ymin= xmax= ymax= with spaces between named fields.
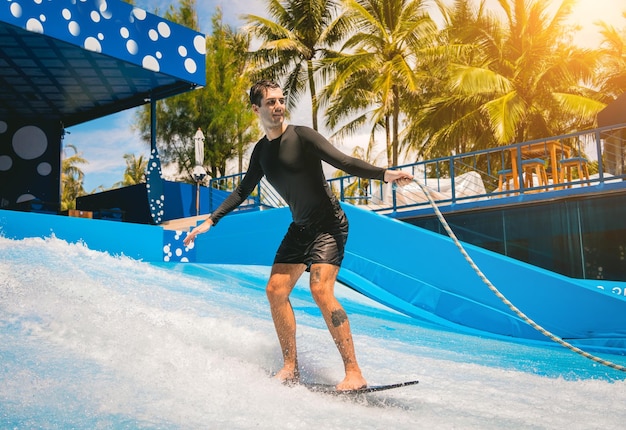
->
xmin=249 ymin=80 xmax=281 ymax=106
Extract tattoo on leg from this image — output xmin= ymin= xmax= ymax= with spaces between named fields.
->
xmin=331 ymin=309 xmax=348 ymax=327
xmin=310 ymin=267 xmax=321 ymax=284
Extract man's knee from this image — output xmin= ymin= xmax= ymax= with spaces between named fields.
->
xmin=309 ymin=284 xmax=327 ymax=304
xmin=266 ymin=279 xmax=291 ymax=302
xmin=266 ymin=263 xmax=304 ymax=302
xmin=310 ymin=281 xmax=337 ymax=307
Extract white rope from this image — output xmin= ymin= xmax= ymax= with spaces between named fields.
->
xmin=396 ymin=179 xmax=626 ymax=373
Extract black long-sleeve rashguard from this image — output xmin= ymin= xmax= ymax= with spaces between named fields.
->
xmin=208 ymin=125 xmax=386 ymax=226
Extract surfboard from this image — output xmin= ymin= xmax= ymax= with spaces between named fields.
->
xmin=302 ymin=379 xmax=419 ymax=395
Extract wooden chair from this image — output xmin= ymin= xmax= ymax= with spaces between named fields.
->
xmin=521 ymin=158 xmax=548 ymax=190
xmin=497 ymin=168 xmax=513 ymax=192
xmin=559 ymin=157 xmax=590 ymax=187
xmin=545 ymin=166 xmax=560 ymax=186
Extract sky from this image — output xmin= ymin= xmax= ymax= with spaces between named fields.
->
xmin=65 ymin=0 xmax=626 ymax=192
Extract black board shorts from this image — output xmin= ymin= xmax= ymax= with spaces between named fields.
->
xmin=274 ymin=208 xmax=348 ymax=270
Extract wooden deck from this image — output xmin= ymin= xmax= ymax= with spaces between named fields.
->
xmin=160 ymin=215 xmax=207 ymax=231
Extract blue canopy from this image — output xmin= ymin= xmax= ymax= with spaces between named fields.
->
xmin=0 ymin=0 xmax=206 ymax=126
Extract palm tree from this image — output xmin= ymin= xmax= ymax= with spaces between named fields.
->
xmin=60 ymin=144 xmax=87 ymax=211
xmin=596 ymin=12 xmax=626 ymax=99
xmin=230 ymin=31 xmax=262 ymax=174
xmin=595 ymin=12 xmax=626 ymax=175
xmin=244 ymin=0 xmax=349 ymax=130
xmin=402 ymin=0 xmax=493 ymax=158
xmin=322 ymin=0 xmax=438 ymax=166
xmin=203 ymin=10 xmax=259 ymax=177
xmin=331 ymin=142 xmax=385 ymax=205
xmin=135 ymin=6 xmax=258 ymax=181
xmin=492 ymin=0 xmax=603 ymax=141
xmin=410 ymin=0 xmax=604 ymax=159
xmin=113 ymin=153 xmax=147 ymax=188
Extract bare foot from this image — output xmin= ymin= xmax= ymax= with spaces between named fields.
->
xmin=273 ymin=366 xmax=300 ymax=385
xmin=336 ymin=370 xmax=367 ymax=391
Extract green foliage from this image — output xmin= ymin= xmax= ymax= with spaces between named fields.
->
xmin=331 ymin=145 xmax=381 ymax=204
xmin=321 ymin=0 xmax=438 ymax=166
xmin=406 ymin=0 xmax=607 ymax=160
xmin=243 ymin=0 xmax=348 ymax=130
xmin=113 ymin=153 xmax=148 ymax=188
xmin=131 ymin=0 xmax=626 ymax=187
xmin=60 ymin=144 xmax=87 ymax=211
xmin=134 ymin=5 xmax=258 ymax=181
xmin=596 ymin=13 xmax=626 ymax=99
xmin=203 ymin=10 xmax=259 ymax=177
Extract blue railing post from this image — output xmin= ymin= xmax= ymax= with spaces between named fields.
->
xmin=515 ymin=144 xmax=524 ymax=192
xmin=340 ymin=179 xmax=344 ymax=202
xmin=449 ymin=157 xmax=456 ymax=203
xmin=595 ymin=129 xmax=604 ymax=180
xmin=209 ymin=184 xmax=213 ymax=213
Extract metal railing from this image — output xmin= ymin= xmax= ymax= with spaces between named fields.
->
xmin=208 ymin=172 xmax=286 ymax=213
xmin=209 ymin=123 xmax=626 ymax=214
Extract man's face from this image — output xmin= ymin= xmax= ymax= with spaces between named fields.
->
xmin=254 ymin=87 xmax=286 ymax=131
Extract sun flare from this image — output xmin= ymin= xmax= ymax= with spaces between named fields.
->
xmin=476 ymin=0 xmax=626 ymax=48
xmin=563 ymin=0 xmax=625 ymax=47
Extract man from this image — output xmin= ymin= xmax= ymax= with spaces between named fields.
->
xmin=184 ymin=80 xmax=413 ymax=391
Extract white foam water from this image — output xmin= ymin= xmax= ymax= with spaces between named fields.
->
xmin=1 ymin=236 xmax=625 ymax=429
